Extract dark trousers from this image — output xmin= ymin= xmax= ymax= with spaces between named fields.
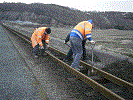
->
xmin=65 ymin=40 xmax=86 ymax=60
xmin=82 ymin=40 xmax=86 ymax=60
xmin=33 ymin=40 xmax=46 ymax=56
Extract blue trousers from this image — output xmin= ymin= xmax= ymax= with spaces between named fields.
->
xmin=33 ymin=40 xmax=46 ymax=56
xmin=65 ymin=40 xmax=86 ymax=60
xmin=70 ymin=37 xmax=83 ymax=68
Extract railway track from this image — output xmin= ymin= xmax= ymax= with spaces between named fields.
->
xmin=2 ymin=24 xmax=133 ymax=100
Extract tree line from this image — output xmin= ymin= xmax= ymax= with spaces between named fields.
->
xmin=0 ymin=3 xmax=133 ymax=30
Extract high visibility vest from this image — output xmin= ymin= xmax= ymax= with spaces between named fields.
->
xmin=71 ymin=21 xmax=92 ymax=41
xmin=31 ymin=27 xmax=49 ymax=48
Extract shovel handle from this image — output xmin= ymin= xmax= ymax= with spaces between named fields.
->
xmin=91 ymin=43 xmax=95 ymax=73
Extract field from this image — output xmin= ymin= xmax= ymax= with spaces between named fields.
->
xmin=4 ymin=21 xmax=133 ymax=57
xmin=3 ymin=21 xmax=133 ymax=83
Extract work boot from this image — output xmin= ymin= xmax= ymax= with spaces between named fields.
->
xmin=42 ymin=52 xmax=48 ymax=57
xmin=64 ymin=58 xmax=72 ymax=62
xmin=34 ymin=55 xmax=38 ymax=59
xmin=74 ymin=66 xmax=83 ymax=71
xmin=76 ymin=66 xmax=85 ymax=72
xmin=64 ymin=59 xmax=69 ymax=62
xmin=78 ymin=66 xmax=83 ymax=69
xmin=75 ymin=67 xmax=81 ymax=71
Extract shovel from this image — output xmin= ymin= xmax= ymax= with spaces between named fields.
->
xmin=87 ymin=42 xmax=96 ymax=76
xmin=91 ymin=43 xmax=95 ymax=73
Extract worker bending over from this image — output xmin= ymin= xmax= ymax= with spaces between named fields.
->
xmin=31 ymin=27 xmax=51 ymax=58
xmin=69 ymin=20 xmax=95 ymax=71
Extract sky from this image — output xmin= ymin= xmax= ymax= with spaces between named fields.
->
xmin=1 ymin=0 xmax=133 ymax=12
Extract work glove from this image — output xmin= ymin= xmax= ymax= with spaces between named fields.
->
xmin=86 ymin=40 xmax=95 ymax=45
xmin=45 ymin=44 xmax=49 ymax=50
xmin=90 ymin=40 xmax=95 ymax=45
xmin=64 ymin=41 xmax=67 ymax=44
xmin=46 ymin=44 xmax=49 ymax=48
xmin=40 ymin=46 xmax=44 ymax=49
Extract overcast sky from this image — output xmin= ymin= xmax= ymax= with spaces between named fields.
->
xmin=1 ymin=0 xmax=133 ymax=12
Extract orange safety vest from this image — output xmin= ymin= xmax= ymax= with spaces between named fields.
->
xmin=31 ymin=27 xmax=49 ymax=48
xmin=72 ymin=21 xmax=92 ymax=40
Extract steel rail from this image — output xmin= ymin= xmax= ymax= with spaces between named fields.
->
xmin=48 ymin=46 xmax=133 ymax=91
xmin=4 ymin=24 xmax=133 ymax=91
xmin=2 ymin=24 xmax=131 ymax=100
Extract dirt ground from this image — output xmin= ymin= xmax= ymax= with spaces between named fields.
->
xmin=4 ymin=21 xmax=133 ymax=57
xmin=3 ymin=21 xmax=133 ymax=83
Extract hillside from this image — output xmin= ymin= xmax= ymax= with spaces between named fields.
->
xmin=0 ymin=2 xmax=133 ymax=30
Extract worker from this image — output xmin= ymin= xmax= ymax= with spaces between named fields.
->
xmin=31 ymin=27 xmax=51 ymax=58
xmin=64 ymin=33 xmax=87 ymax=61
xmin=69 ymin=20 xmax=95 ymax=71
